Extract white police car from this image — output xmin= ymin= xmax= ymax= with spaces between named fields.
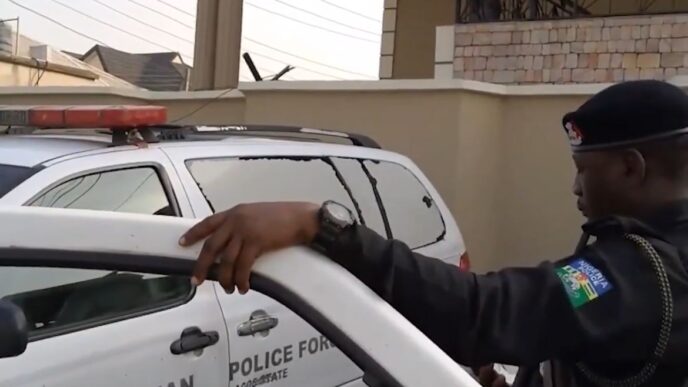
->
xmin=0 ymin=206 xmax=481 ymax=387
xmin=0 ymin=105 xmax=471 ymax=387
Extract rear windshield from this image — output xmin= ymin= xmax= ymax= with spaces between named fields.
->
xmin=0 ymin=164 xmax=35 ymax=198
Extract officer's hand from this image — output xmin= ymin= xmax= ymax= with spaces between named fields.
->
xmin=474 ymin=365 xmax=510 ymax=387
xmin=180 ymin=202 xmax=320 ymax=294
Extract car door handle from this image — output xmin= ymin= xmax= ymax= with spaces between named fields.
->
xmin=237 ymin=311 xmax=279 ymax=337
xmin=170 ymin=326 xmax=219 ymax=355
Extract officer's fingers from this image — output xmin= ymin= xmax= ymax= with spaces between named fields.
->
xmin=192 ymin=221 xmax=234 ymax=285
xmin=226 ymin=236 xmax=243 ymax=264
xmin=471 ymin=365 xmax=486 ymax=377
xmin=234 ymin=243 xmax=261 ymax=295
xmin=477 ymin=364 xmax=494 ymax=376
xmin=477 ymin=365 xmax=497 ymax=386
xmin=492 ymin=375 xmax=508 ymax=387
xmin=218 ymin=259 xmax=235 ymax=293
xmin=218 ymin=237 xmax=242 ymax=293
xmin=218 ymin=256 xmax=236 ymax=293
xmin=180 ymin=212 xmax=226 ymax=246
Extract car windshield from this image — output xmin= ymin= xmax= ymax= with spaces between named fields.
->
xmin=0 ymin=164 xmax=35 ymax=199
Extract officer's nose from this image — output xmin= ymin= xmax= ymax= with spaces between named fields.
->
xmin=572 ymin=174 xmax=582 ymax=197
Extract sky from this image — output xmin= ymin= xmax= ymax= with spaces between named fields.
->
xmin=0 ymin=0 xmax=383 ymax=81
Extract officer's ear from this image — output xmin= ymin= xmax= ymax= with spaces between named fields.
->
xmin=620 ymin=148 xmax=647 ymax=185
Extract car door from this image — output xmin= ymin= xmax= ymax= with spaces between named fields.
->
xmin=0 ymin=206 xmax=480 ymax=387
xmin=162 ymin=146 xmax=364 ymax=387
xmin=0 ymin=149 xmax=229 ymax=387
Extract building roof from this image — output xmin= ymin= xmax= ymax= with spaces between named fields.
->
xmin=9 ymin=32 xmax=138 ymax=89
xmin=82 ymin=45 xmax=190 ymax=91
xmin=61 ymin=51 xmax=83 ymax=59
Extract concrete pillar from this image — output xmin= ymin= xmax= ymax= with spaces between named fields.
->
xmin=191 ymin=0 xmax=243 ymax=90
xmin=379 ymin=0 xmax=397 ymax=79
xmin=381 ymin=0 xmax=456 ymax=79
xmin=191 ymin=0 xmax=218 ymax=90
xmin=214 ymin=0 xmax=243 ymax=89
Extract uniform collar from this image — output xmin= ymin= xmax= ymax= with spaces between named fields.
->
xmin=639 ymin=199 xmax=688 ymax=231
xmin=582 ymin=199 xmax=688 ymax=236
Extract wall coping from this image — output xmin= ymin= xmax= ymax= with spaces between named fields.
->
xmin=0 ymin=54 xmax=98 ymax=80
xmin=0 ymin=86 xmax=245 ymax=101
xmin=454 ymin=12 xmax=688 ymax=32
xmin=2 ymin=77 xmax=688 ymax=100
xmin=240 ymin=77 xmax=688 ymax=95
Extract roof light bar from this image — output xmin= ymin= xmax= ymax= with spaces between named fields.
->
xmin=0 ymin=105 xmax=167 ymax=129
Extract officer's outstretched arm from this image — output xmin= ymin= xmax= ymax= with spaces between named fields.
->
xmin=326 ymin=225 xmax=666 ymax=367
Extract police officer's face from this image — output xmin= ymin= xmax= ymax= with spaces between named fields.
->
xmin=572 ymin=151 xmax=639 ymax=219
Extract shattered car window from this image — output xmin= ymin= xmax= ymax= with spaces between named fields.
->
xmin=185 ymin=157 xmax=358 ymax=218
xmin=362 ymin=160 xmax=445 ymax=249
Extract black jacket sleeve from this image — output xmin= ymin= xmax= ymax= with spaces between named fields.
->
xmin=324 ymin=223 xmax=670 ymax=368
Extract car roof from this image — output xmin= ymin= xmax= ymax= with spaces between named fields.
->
xmin=0 ymin=136 xmax=109 ymax=167
xmin=0 ymin=131 xmax=392 ymax=168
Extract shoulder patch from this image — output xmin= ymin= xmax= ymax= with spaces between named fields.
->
xmin=555 ymin=258 xmax=613 ymax=308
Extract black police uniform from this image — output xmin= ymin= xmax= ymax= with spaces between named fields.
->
xmin=316 ymin=80 xmax=688 ymax=387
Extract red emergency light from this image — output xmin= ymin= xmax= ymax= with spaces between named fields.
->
xmin=0 ymin=105 xmax=168 ymax=129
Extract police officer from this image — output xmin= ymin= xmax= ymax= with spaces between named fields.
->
xmin=179 ymin=79 xmax=688 ymax=386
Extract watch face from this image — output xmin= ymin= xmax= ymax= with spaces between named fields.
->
xmin=325 ymin=202 xmax=353 ymax=227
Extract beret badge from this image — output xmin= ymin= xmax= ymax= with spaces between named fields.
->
xmin=565 ymin=121 xmax=583 ymax=147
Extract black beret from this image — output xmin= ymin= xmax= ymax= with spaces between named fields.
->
xmin=562 ymin=80 xmax=688 ymax=152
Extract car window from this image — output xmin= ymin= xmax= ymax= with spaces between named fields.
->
xmin=28 ymin=167 xmax=174 ymax=216
xmin=331 ymin=157 xmax=388 ymax=237
xmin=185 ymin=157 xmax=358 ymax=218
xmin=0 ymin=164 xmax=36 ymax=198
xmin=362 ymin=160 xmax=445 ymax=249
xmin=0 ymin=267 xmax=191 ymax=338
xmin=17 ymin=167 xmax=187 ymax=338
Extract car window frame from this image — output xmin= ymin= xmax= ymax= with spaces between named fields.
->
xmin=330 ymin=156 xmax=393 ymax=238
xmin=13 ymin=164 xmax=192 ymax=341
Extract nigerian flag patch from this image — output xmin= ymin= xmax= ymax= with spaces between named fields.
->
xmin=555 ymin=259 xmax=613 ymax=308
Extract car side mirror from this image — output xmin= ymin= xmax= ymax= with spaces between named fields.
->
xmin=0 ymin=300 xmax=28 ymax=358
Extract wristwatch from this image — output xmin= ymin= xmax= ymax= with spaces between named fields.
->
xmin=311 ymin=200 xmax=356 ymax=254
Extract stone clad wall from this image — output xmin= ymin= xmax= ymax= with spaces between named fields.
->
xmin=453 ymin=14 xmax=688 ymax=84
